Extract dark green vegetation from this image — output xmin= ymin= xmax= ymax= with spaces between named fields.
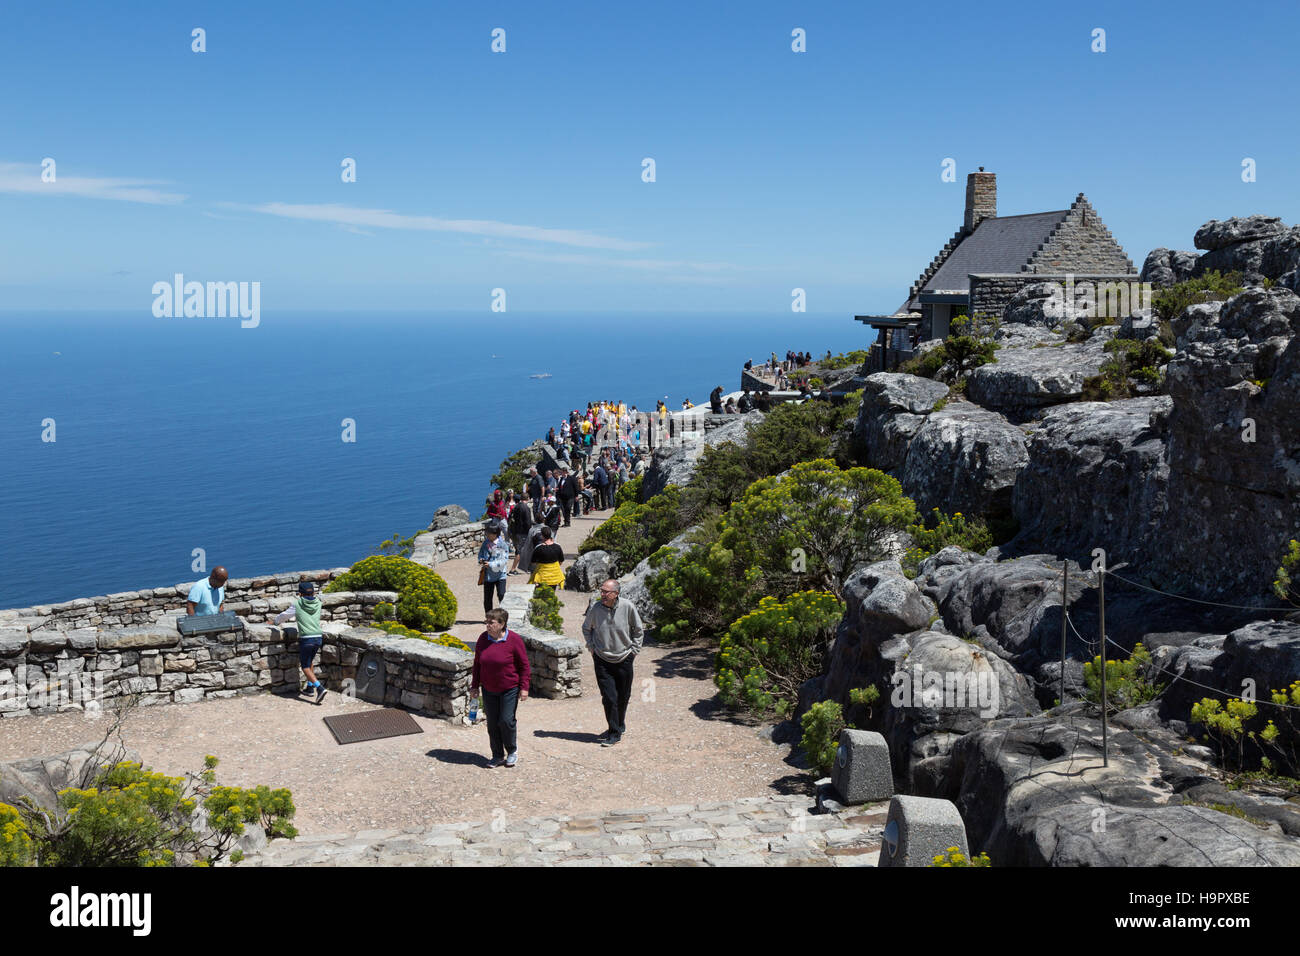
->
xmin=327 ymin=556 xmax=457 ymax=631
xmin=898 ymin=312 xmax=1000 ymax=385
xmin=528 ymin=584 xmax=564 ymax=633
xmin=1082 ymin=338 xmax=1172 ymax=401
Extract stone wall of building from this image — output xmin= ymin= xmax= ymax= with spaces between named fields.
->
xmin=1027 ymin=196 xmax=1135 ymax=275
xmin=969 ymin=273 xmax=1145 ymax=322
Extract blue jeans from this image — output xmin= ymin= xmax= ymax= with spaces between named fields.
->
xmin=483 ymin=687 xmax=519 ymax=759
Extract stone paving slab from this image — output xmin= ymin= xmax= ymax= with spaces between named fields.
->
xmin=237 ymin=794 xmax=887 ymax=867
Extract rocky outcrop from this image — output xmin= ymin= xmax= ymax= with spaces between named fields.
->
xmin=936 ymin=714 xmax=1300 ymax=865
xmin=430 ymin=504 xmax=471 ymax=530
xmin=854 ymin=373 xmax=950 ymax=472
xmin=1157 ymin=287 xmax=1300 ymax=599
xmin=899 ymin=404 xmax=1028 ymax=518
xmin=0 ymin=743 xmax=139 ymax=812
xmin=566 ymin=550 xmax=617 ymax=591
xmin=1002 ymin=282 xmax=1063 ymax=327
xmin=1006 ymin=397 xmax=1171 ymax=567
xmin=1194 ymin=216 xmax=1291 ymax=277
xmin=1141 ymin=248 xmax=1200 ymax=287
xmin=615 ymin=527 xmax=700 ymax=626
xmin=641 ymin=411 xmax=763 ymax=500
xmin=965 ymin=333 xmax=1111 ymax=417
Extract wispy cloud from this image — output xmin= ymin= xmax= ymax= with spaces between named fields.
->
xmin=0 ymin=162 xmax=186 ymax=204
xmin=500 ymin=248 xmax=749 ymax=277
xmin=230 ymin=201 xmax=649 ymax=251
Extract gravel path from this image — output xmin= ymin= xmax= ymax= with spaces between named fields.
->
xmin=0 ymin=507 xmax=811 ymax=835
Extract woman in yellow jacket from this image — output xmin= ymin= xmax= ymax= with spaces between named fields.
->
xmin=528 ymin=526 xmax=566 ymax=588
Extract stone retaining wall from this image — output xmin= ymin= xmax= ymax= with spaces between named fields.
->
xmin=0 ymin=592 xmax=398 ymax=718
xmin=500 ymin=585 xmax=583 ymax=698
xmin=409 ymin=521 xmax=492 ymax=567
xmin=969 ymin=273 xmax=1141 ymax=322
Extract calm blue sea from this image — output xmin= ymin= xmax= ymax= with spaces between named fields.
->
xmin=0 ymin=311 xmax=867 ymax=608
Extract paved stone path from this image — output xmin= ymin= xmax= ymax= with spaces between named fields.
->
xmin=237 ymin=795 xmax=887 ymax=867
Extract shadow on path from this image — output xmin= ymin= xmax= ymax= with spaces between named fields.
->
xmin=532 ymin=729 xmax=606 ymax=744
xmin=653 ymin=644 xmax=714 ymax=681
xmin=426 ymin=748 xmax=488 ymax=767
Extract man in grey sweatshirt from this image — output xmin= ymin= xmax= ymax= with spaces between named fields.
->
xmin=582 ymin=578 xmax=644 ymax=747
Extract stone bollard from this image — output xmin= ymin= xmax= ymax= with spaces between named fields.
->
xmin=878 ymin=795 xmax=970 ymax=868
xmin=831 ymin=729 xmax=894 ymax=804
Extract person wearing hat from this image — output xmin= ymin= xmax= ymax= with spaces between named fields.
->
xmin=272 ymin=581 xmax=327 ymax=703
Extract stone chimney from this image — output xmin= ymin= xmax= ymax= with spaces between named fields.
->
xmin=964 ymin=167 xmax=997 ymax=232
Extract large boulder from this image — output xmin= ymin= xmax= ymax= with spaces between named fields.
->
xmin=565 ymin=550 xmax=617 ymax=592
xmin=854 ymin=373 xmax=950 ymax=472
xmin=1141 ymin=248 xmax=1199 ymax=287
xmin=429 ymin=504 xmax=472 ymax=530
xmin=1 ymin=743 xmax=141 ymax=812
xmin=641 ymin=411 xmax=762 ymax=499
xmin=1195 ymin=217 xmax=1291 ymax=277
xmin=938 ymin=714 xmax=1300 ymax=865
xmin=1002 ymin=281 xmax=1064 ymax=327
xmin=1006 ymin=397 xmax=1171 ymax=568
xmin=898 ymin=404 xmax=1029 ymax=518
xmin=615 ymin=527 xmax=699 ymax=626
xmin=965 ymin=334 xmax=1111 ymax=417
xmin=1157 ymin=287 xmax=1300 ymax=599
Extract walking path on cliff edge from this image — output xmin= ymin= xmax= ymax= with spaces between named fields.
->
xmin=0 ymin=510 xmax=812 ymax=837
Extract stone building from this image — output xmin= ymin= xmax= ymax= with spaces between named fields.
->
xmin=857 ymin=169 xmax=1136 ymax=352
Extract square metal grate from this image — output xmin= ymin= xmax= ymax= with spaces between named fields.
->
xmin=323 ymin=708 xmax=424 ymax=745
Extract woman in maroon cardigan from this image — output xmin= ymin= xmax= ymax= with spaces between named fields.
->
xmin=469 ymin=608 xmax=531 ymax=768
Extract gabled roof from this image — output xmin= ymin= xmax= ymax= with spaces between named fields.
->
xmin=918 ymin=210 xmax=1069 ymax=298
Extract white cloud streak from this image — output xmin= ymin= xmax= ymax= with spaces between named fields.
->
xmin=0 ymin=162 xmax=186 ymax=204
xmin=232 ymin=201 xmax=649 ymax=250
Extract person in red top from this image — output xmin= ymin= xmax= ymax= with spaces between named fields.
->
xmin=469 ymin=608 xmax=531 ymax=768
xmin=486 ymin=490 xmax=509 ymax=529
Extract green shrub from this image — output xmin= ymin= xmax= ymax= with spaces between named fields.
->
xmin=327 ymin=555 xmax=457 ymax=631
xmin=715 ymin=591 xmax=844 ymax=717
xmin=8 ymin=756 xmax=295 ymax=867
xmin=373 ymin=602 xmax=393 ymax=622
xmin=1192 ymin=682 xmax=1300 ymax=778
xmin=808 ymin=377 xmax=824 ymax=389
xmin=1152 ymin=270 xmax=1243 ymax=321
xmin=365 ymin=619 xmax=470 ymax=650
xmin=1082 ymin=642 xmax=1163 ymax=713
xmin=0 ymin=803 xmax=33 ymax=867
xmin=1082 ymin=338 xmax=1172 ymax=401
xmin=579 ymin=485 xmax=685 ymax=571
xmin=649 ymin=460 xmax=916 ymax=642
xmin=898 ymin=313 xmax=999 ymax=385
xmin=614 ymin=474 xmax=644 ymax=508
xmin=902 ymin=508 xmax=994 ymax=576
xmin=528 ymin=585 xmax=564 ymax=633
xmin=1273 ymin=539 xmax=1300 ymax=607
xmin=819 ymin=349 xmax=870 ymax=371
xmin=375 ymin=530 xmax=422 ymax=558
xmin=490 ymin=444 xmax=543 ymax=500
xmin=931 ymin=846 xmax=992 ymax=867
xmin=799 ymin=700 xmax=844 ymax=777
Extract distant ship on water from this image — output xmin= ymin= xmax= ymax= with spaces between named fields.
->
xmin=529 ymin=372 xmax=552 ymax=379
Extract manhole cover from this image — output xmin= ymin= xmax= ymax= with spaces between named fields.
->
xmin=323 ymin=709 xmax=424 ymax=745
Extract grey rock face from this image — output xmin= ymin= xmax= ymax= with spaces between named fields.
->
xmin=1158 ymin=287 xmax=1300 ymax=598
xmin=0 ymin=743 xmax=141 ymax=813
xmin=1194 ymin=216 xmax=1288 ymax=252
xmin=430 ymin=505 xmax=472 ymax=530
xmin=1141 ymin=248 xmax=1200 ymax=287
xmin=1008 ymin=397 xmax=1171 ymax=568
xmin=616 ymin=527 xmax=700 ymax=626
xmin=855 ymin=373 xmax=950 ymax=472
xmin=965 ymin=335 xmax=1110 ymax=416
xmin=641 ymin=411 xmax=762 ymax=500
xmin=1002 ymin=281 xmax=1063 ymax=327
xmin=899 ymin=404 xmax=1028 ymax=518
xmin=939 ymin=715 xmax=1300 ymax=865
xmin=565 ymin=550 xmax=617 ymax=592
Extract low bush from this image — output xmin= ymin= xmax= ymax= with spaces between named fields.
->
xmin=375 ymin=530 xmax=422 ymax=558
xmin=1082 ymin=642 xmax=1163 ymax=713
xmin=902 ymin=508 xmax=994 ymax=577
xmin=490 ymin=444 xmax=544 ymax=501
xmin=931 ymin=847 xmax=992 ymax=867
xmin=614 ymin=474 xmax=644 ymax=508
xmin=327 ymin=555 xmax=457 ymax=631
xmin=578 ymin=485 xmax=685 ymax=572
xmin=715 ymin=591 xmax=844 ymax=717
xmin=365 ymin=619 xmax=469 ymax=650
xmin=819 ymin=349 xmax=870 ymax=371
xmin=898 ymin=313 xmax=1000 ymax=384
xmin=4 ymin=756 xmax=295 ymax=867
xmin=1151 ymin=270 xmax=1244 ymax=322
xmin=528 ymin=585 xmax=564 ymax=633
xmin=1082 ymin=338 xmax=1172 ymax=401
xmin=1273 ymin=539 xmax=1300 ymax=608
xmin=799 ymin=700 xmax=844 ymax=777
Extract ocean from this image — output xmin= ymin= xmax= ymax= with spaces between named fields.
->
xmin=0 ymin=311 xmax=869 ymax=609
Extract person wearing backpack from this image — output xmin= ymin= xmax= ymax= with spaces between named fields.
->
xmin=591 ymin=461 xmax=609 ymax=511
xmin=272 ymin=581 xmax=328 ymax=703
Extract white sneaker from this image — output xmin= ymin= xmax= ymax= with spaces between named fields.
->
xmin=504 ymin=752 xmax=518 ymax=767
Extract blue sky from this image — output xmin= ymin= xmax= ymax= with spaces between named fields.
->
xmin=2 ymin=0 xmax=1297 ymax=316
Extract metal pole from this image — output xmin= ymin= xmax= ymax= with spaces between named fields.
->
xmin=1099 ymin=568 xmax=1108 ymax=767
xmin=1060 ymin=561 xmax=1068 ymax=708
